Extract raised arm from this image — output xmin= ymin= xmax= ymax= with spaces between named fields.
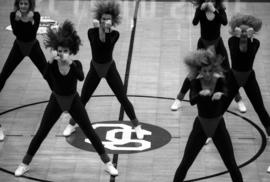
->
xmin=215 ymin=77 xmax=228 ymax=97
xmin=192 ymin=7 xmax=202 ymax=26
xmin=214 ymin=8 xmax=227 ymax=25
xmin=105 ymin=30 xmax=120 ymax=45
xmin=189 ymin=79 xmax=201 ymax=105
xmin=71 ymin=60 xmax=84 ymax=81
xmin=10 ymin=12 xmax=19 ymax=37
xmin=32 ymin=12 xmax=41 ymax=34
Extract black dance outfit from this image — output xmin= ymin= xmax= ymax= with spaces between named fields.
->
xmin=69 ymin=28 xmax=138 ymax=126
xmin=0 ymin=12 xmax=48 ymax=91
xmin=21 ymin=60 xmax=110 ymax=165
xmin=223 ymin=36 xmax=270 ymax=135
xmin=173 ymin=76 xmax=243 ymax=182
xmin=176 ymin=7 xmax=242 ymax=102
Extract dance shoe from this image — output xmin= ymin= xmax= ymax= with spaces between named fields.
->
xmin=205 ymin=138 xmax=212 ymax=145
xmin=105 ymin=161 xmax=118 ymax=176
xmin=15 ymin=163 xmax=29 ymax=177
xmin=135 ymin=125 xmax=144 ymax=139
xmin=170 ymin=99 xmax=182 ymax=111
xmin=0 ymin=126 xmax=4 ymax=141
xmin=63 ymin=124 xmax=76 ymax=136
xmin=237 ymin=101 xmax=247 ymax=113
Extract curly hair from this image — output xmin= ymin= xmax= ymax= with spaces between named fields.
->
xmin=44 ymin=20 xmax=82 ymax=55
xmin=184 ymin=49 xmax=224 ymax=76
xmin=190 ymin=0 xmax=225 ymax=10
xmin=14 ymin=0 xmax=35 ymax=11
xmin=93 ymin=0 xmax=121 ymax=26
xmin=229 ymin=13 xmax=262 ymax=35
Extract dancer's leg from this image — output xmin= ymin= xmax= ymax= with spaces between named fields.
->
xmin=68 ymin=65 xmax=101 ymax=126
xmin=244 ymin=71 xmax=270 ymax=134
xmin=212 ymin=119 xmax=243 ymax=182
xmin=173 ymin=118 xmax=207 ymax=182
xmin=106 ymin=63 xmax=138 ymax=126
xmin=0 ymin=42 xmax=24 ymax=91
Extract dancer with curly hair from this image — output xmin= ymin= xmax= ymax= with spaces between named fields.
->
xmin=171 ymin=0 xmax=246 ymax=114
xmin=173 ymin=48 xmax=243 ymax=182
xmin=224 ymin=14 xmax=270 ymax=136
xmin=0 ymin=0 xmax=51 ymax=141
xmin=14 ymin=20 xmax=118 ymax=177
xmin=62 ymin=0 xmax=143 ymax=139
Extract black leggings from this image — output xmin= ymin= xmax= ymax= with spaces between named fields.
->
xmin=0 ymin=40 xmax=47 ymax=91
xmin=176 ymin=38 xmax=242 ymax=102
xmin=22 ymin=93 xmax=109 ymax=164
xmin=223 ymin=70 xmax=270 ymax=130
xmin=173 ymin=117 xmax=243 ymax=182
xmin=69 ymin=62 xmax=138 ymax=126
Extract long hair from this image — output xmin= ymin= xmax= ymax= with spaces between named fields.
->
xmin=190 ymin=0 xmax=225 ymax=10
xmin=184 ymin=48 xmax=224 ymax=76
xmin=229 ymin=13 xmax=262 ymax=35
xmin=44 ymin=20 xmax=82 ymax=55
xmin=14 ymin=0 xmax=35 ymax=12
xmin=93 ymin=0 xmax=121 ymax=26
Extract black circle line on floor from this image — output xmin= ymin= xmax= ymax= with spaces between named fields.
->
xmin=0 ymin=94 xmax=267 ymax=182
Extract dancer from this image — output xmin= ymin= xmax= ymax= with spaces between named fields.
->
xmin=14 ymin=20 xmax=118 ymax=177
xmin=224 ymin=14 xmax=270 ymax=136
xmin=63 ymin=0 xmax=143 ymax=139
xmin=0 ymin=0 xmax=50 ymax=141
xmin=171 ymin=0 xmax=246 ymax=113
xmin=173 ymin=49 xmax=243 ymax=182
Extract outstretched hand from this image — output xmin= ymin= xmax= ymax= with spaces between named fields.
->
xmin=49 ymin=50 xmax=59 ymax=63
xmin=27 ymin=11 xmax=34 ymax=24
xmin=62 ymin=53 xmax=72 ymax=65
xmin=200 ymin=2 xmax=208 ymax=10
xmin=105 ymin=20 xmax=112 ymax=33
xmin=15 ymin=10 xmax=22 ymax=21
xmin=207 ymin=2 xmax=216 ymax=12
xmin=247 ymin=27 xmax=255 ymax=38
xmin=199 ymin=89 xmax=211 ymax=96
xmin=93 ymin=19 xmax=100 ymax=28
xmin=212 ymin=92 xmax=223 ymax=101
xmin=27 ymin=11 xmax=34 ymax=19
xmin=234 ymin=27 xmax=242 ymax=37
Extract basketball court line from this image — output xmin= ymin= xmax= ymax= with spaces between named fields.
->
xmin=111 ymin=0 xmax=141 ymax=181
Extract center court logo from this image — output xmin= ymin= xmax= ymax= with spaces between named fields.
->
xmin=66 ymin=121 xmax=171 ymax=154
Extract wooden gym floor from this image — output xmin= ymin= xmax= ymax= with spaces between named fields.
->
xmin=0 ymin=0 xmax=270 ymax=181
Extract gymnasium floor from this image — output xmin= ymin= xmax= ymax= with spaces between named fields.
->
xmin=0 ymin=0 xmax=270 ymax=181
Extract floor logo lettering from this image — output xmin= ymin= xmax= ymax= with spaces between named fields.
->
xmin=66 ymin=121 xmax=171 ymax=154
xmin=85 ymin=123 xmax=152 ymax=151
